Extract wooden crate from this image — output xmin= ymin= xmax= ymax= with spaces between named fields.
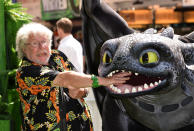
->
xmin=184 ymin=11 xmax=194 ymax=23
xmin=155 ymin=9 xmax=182 ymax=24
xmin=119 ymin=10 xmax=153 ymax=25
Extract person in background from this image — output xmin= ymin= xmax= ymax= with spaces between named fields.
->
xmin=56 ymin=17 xmax=84 ymax=73
xmin=15 ymin=22 xmax=131 ymax=131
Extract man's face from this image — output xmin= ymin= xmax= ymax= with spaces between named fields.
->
xmin=23 ymin=33 xmax=51 ymax=65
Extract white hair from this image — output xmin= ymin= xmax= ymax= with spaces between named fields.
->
xmin=16 ymin=22 xmax=53 ymax=59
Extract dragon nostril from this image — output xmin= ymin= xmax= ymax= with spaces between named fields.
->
xmin=122 ymin=61 xmax=126 ymax=65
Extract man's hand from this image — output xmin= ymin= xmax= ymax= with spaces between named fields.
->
xmin=67 ymin=86 xmax=89 ymax=99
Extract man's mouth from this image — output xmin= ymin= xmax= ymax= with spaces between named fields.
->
xmin=37 ymin=52 xmax=48 ymax=57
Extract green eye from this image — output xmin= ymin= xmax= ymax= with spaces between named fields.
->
xmin=139 ymin=51 xmax=159 ymax=64
xmin=103 ymin=52 xmax=112 ymax=64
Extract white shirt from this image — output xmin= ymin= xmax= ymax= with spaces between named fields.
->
xmin=58 ymin=34 xmax=83 ymax=73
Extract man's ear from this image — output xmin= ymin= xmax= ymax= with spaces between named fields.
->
xmin=57 ymin=28 xmax=62 ymax=37
xmin=22 ymin=47 xmax=26 ymax=55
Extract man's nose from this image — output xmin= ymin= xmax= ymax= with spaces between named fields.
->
xmin=39 ymin=43 xmax=47 ymax=48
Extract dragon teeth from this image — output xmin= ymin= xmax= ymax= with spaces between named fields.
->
xmin=132 ymin=88 xmax=137 ymax=93
xmin=107 ymin=70 xmax=163 ymax=94
xmin=115 ymin=87 xmax=119 ymax=92
xmin=138 ymin=87 xmax=143 ymax=91
xmin=150 ymin=83 xmax=154 ymax=87
xmin=144 ymin=83 xmax=149 ymax=89
xmin=112 ymin=86 xmax=117 ymax=91
xmin=111 ymin=85 xmax=118 ymax=92
xmin=113 ymin=87 xmax=117 ymax=92
xmin=154 ymin=82 xmax=158 ymax=86
xmin=124 ymin=89 xmax=130 ymax=93
xmin=108 ymin=73 xmax=112 ymax=77
xmin=112 ymin=86 xmax=121 ymax=93
xmin=108 ymin=70 xmax=132 ymax=77
xmin=117 ymin=89 xmax=121 ymax=93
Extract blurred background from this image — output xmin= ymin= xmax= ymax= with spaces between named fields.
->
xmin=1 ymin=0 xmax=194 ymax=131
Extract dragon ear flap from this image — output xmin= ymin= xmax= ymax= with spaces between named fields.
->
xmin=161 ymin=27 xmax=174 ymax=39
xmin=179 ymin=31 xmax=194 ymax=43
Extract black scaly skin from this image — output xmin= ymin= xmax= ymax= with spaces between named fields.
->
xmin=81 ymin=0 xmax=194 ymax=130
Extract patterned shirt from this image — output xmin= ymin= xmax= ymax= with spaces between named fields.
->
xmin=16 ymin=50 xmax=93 ymax=131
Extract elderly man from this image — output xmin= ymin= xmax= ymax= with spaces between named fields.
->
xmin=15 ymin=22 xmax=130 ymax=131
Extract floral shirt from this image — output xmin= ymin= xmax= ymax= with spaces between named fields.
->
xmin=16 ymin=50 xmax=93 ymax=131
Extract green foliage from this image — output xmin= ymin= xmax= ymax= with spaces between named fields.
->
xmin=4 ymin=0 xmax=32 ymax=89
xmin=0 ymin=1 xmax=32 ymax=130
xmin=4 ymin=0 xmax=32 ymax=70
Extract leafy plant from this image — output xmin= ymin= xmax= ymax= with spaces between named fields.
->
xmin=0 ymin=0 xmax=32 ymax=130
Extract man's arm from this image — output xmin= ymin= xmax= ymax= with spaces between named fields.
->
xmin=52 ymin=71 xmax=130 ymax=89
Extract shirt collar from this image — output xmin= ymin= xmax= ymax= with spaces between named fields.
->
xmin=22 ymin=55 xmax=54 ymax=67
xmin=60 ymin=34 xmax=73 ymax=44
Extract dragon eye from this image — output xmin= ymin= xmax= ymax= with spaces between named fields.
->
xmin=139 ymin=51 xmax=159 ymax=64
xmin=103 ymin=51 xmax=112 ymax=64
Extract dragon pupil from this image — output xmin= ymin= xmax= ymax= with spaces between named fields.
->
xmin=106 ymin=55 xmax=110 ymax=63
xmin=142 ymin=53 xmax=149 ymax=63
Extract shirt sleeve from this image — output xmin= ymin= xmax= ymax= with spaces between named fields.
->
xmin=16 ymin=65 xmax=59 ymax=96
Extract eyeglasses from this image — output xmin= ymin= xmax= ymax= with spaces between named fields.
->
xmin=25 ymin=40 xmax=51 ymax=48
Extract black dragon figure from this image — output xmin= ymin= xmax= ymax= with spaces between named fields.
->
xmin=81 ymin=0 xmax=194 ymax=130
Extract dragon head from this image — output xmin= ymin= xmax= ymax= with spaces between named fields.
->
xmin=98 ymin=27 xmax=186 ymax=98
